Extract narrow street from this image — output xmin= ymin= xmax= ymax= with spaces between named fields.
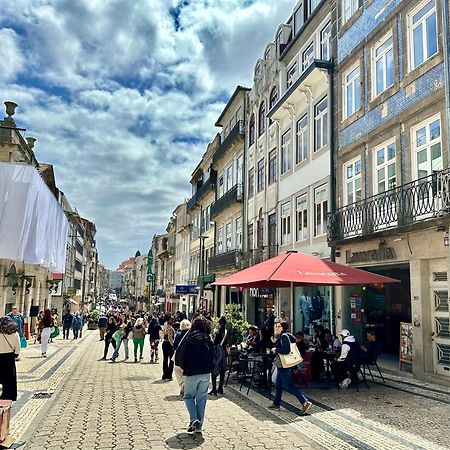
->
xmin=10 ymin=331 xmax=450 ymax=450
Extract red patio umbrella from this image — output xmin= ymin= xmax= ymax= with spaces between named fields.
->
xmin=213 ymin=251 xmax=399 ymax=288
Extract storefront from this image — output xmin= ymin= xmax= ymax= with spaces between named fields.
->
xmin=247 ymin=288 xmax=275 ymax=328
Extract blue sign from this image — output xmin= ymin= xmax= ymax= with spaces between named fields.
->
xmin=175 ymin=285 xmax=198 ymax=295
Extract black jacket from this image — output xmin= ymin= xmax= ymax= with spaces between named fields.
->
xmin=148 ymin=319 xmax=161 ymax=340
xmin=178 ymin=330 xmax=214 ymax=376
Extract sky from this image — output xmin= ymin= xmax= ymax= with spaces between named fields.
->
xmin=0 ymin=0 xmax=295 ymax=270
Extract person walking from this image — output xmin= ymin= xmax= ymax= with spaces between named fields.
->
xmin=7 ymin=305 xmax=25 ymax=341
xmin=98 ymin=313 xmax=108 ymax=341
xmin=210 ymin=316 xmax=228 ymax=396
xmin=148 ymin=315 xmax=161 ymax=363
xmin=110 ymin=317 xmax=132 ymax=362
xmin=62 ymin=311 xmax=74 ymax=339
xmin=72 ymin=312 xmax=83 ymax=339
xmin=132 ymin=318 xmax=146 ymax=362
xmin=173 ymin=319 xmax=191 ymax=396
xmin=268 ymin=321 xmax=312 ymax=414
xmin=102 ymin=316 xmax=117 ymax=360
xmin=162 ymin=315 xmax=175 ymax=380
xmin=177 ymin=316 xmax=214 ymax=434
xmin=39 ymin=309 xmax=53 ymax=357
xmin=0 ymin=316 xmax=20 ymax=401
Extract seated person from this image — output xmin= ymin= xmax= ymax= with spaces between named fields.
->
xmin=311 ymin=326 xmax=327 ymax=380
xmin=332 ymin=329 xmax=361 ymax=389
xmin=246 ymin=326 xmax=261 ymax=353
xmin=324 ymin=329 xmax=342 ymax=352
xmin=313 ymin=325 xmax=327 ymax=351
xmin=360 ymin=330 xmax=381 ymax=364
xmin=295 ymin=331 xmax=308 ymax=357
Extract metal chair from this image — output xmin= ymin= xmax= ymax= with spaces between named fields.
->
xmin=363 ymin=359 xmax=386 ymax=383
xmin=239 ymin=355 xmax=265 ymax=395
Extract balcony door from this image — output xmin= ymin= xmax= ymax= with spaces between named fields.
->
xmin=268 ymin=213 xmax=277 ymax=258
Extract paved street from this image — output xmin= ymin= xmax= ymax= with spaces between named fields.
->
xmin=9 ymin=330 xmax=450 ymax=450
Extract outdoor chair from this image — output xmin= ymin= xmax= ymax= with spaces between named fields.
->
xmin=362 ymin=359 xmax=386 ymax=383
xmin=224 ymin=348 xmax=245 ymax=386
xmin=239 ymin=355 xmax=266 ymax=395
xmin=349 ymin=367 xmax=369 ymax=392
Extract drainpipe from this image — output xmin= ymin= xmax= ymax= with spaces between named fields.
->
xmin=441 ymin=0 xmax=450 ymax=164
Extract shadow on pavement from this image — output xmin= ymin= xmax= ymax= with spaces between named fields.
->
xmin=166 ymin=433 xmax=205 ymax=449
xmin=164 ymin=395 xmax=183 ymax=402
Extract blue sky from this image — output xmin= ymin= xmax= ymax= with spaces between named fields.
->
xmin=0 ymin=0 xmax=295 ymax=269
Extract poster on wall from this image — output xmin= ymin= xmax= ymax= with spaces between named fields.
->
xmin=399 ymin=322 xmax=413 ymax=371
xmin=350 ymin=294 xmax=362 ymax=325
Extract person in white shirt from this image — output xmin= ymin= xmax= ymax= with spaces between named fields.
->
xmin=0 ymin=316 xmax=21 ymax=401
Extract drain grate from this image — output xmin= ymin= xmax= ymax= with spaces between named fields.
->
xmin=32 ymin=392 xmax=53 ymax=399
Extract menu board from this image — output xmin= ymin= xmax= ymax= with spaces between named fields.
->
xmin=350 ymin=294 xmax=362 ymax=325
xmin=399 ymin=322 xmax=413 ymax=370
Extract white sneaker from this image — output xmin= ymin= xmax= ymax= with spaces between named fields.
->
xmin=339 ymin=377 xmax=351 ymax=389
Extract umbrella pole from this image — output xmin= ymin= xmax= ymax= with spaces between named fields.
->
xmin=290 ymin=282 xmax=294 ymax=327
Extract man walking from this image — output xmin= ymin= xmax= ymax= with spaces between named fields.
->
xmin=62 ymin=311 xmax=73 ymax=339
xmin=7 ymin=305 xmax=25 ymax=340
xmin=98 ymin=313 xmax=108 ymax=341
xmin=72 ymin=312 xmax=83 ymax=339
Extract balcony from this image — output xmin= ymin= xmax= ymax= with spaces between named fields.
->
xmin=210 ymin=184 xmax=243 ymax=219
xmin=328 ymin=169 xmax=450 ymax=243
xmin=213 ymin=120 xmax=244 ymax=165
xmin=240 ymin=245 xmax=278 ymax=268
xmin=209 ymin=250 xmax=241 ymax=271
xmin=187 ymin=178 xmax=214 ymax=211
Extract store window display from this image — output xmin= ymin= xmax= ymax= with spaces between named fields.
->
xmin=294 ymin=287 xmax=330 ymax=335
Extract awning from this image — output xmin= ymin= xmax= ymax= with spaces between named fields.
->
xmin=213 ymin=251 xmax=399 ymax=288
xmin=0 ymin=163 xmax=69 ymax=273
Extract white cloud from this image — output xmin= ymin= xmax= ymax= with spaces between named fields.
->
xmin=0 ymin=29 xmax=24 ymax=82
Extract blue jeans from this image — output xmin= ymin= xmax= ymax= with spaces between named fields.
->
xmin=183 ymin=373 xmax=210 ymax=427
xmin=112 ymin=339 xmax=129 ymax=360
xmin=273 ymin=367 xmax=307 ymax=407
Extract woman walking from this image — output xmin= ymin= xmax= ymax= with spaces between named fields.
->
xmin=173 ymin=319 xmax=191 ymax=396
xmin=162 ymin=315 xmax=175 ymax=380
xmin=148 ymin=315 xmax=161 ymax=363
xmin=39 ymin=309 xmax=53 ymax=357
xmin=72 ymin=312 xmax=83 ymax=339
xmin=0 ymin=316 xmax=20 ymax=400
xmin=102 ymin=316 xmax=117 ymax=360
xmin=178 ymin=316 xmax=214 ymax=434
xmin=210 ymin=316 xmax=228 ymax=396
xmin=133 ymin=318 xmax=146 ymax=362
xmin=268 ymin=321 xmax=312 ymax=414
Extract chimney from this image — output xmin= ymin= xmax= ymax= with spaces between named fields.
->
xmin=4 ymin=101 xmax=18 ymax=125
xmin=26 ymin=137 xmax=36 ymax=150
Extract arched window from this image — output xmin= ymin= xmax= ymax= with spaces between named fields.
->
xmin=258 ymin=102 xmax=266 ymax=136
xmin=269 ymin=86 xmax=278 ymax=109
xmin=249 ymin=114 xmax=256 ymax=146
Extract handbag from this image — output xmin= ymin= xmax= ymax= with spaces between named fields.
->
xmin=278 ymin=334 xmax=303 ymax=369
xmin=112 ymin=329 xmax=124 ymax=342
xmin=20 ymin=336 xmax=27 ymax=348
xmin=127 ymin=330 xmax=134 ymax=340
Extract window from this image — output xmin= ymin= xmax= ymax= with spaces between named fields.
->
xmin=226 ymin=165 xmax=233 ymax=192
xmin=314 ymin=97 xmax=328 ymax=151
xmin=281 ymin=202 xmax=291 ymax=245
xmin=268 ymin=149 xmax=277 ymax=184
xmin=217 ymin=227 xmax=223 ymax=253
xmin=374 ymin=140 xmax=396 ymax=193
xmin=236 ymin=217 xmax=242 ymax=250
xmin=237 ymin=154 xmax=243 ymax=187
xmin=281 ymin=130 xmax=292 ymax=174
xmin=248 ymin=168 xmax=255 ymax=198
xmin=408 ymin=0 xmax=438 ymax=70
xmin=249 ymin=114 xmax=255 ymax=146
xmin=218 ymin=175 xmax=224 ymax=197
xmin=258 ymin=102 xmax=266 ymax=136
xmin=302 ymin=43 xmax=314 ymax=71
xmin=294 ymin=3 xmax=304 ymax=34
xmin=310 ymin=0 xmax=321 ymax=11
xmin=373 ymin=34 xmax=394 ymax=97
xmin=296 ymin=194 xmax=308 ymax=241
xmin=257 ymin=159 xmax=265 ymax=192
xmin=296 ymin=114 xmax=308 ymax=164
xmin=226 ymin=222 xmax=232 ymax=251
xmin=247 ymin=223 xmax=254 ymax=250
xmin=265 ymin=46 xmax=271 ymax=60
xmin=270 ymin=86 xmax=278 ymax=110
xmin=314 ymin=185 xmax=328 ymax=236
xmin=343 ymin=0 xmax=359 ymax=23
xmin=344 ymin=158 xmax=362 ymax=205
xmin=412 ymin=115 xmax=442 ymax=179
xmin=255 ymin=62 xmax=261 ymax=77
xmin=287 ymin=63 xmax=297 ymax=88
xmin=320 ymin=22 xmax=332 ymax=60
xmin=344 ymin=64 xmax=361 ymax=118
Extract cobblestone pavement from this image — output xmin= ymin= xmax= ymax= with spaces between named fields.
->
xmin=10 ymin=330 xmax=450 ymax=450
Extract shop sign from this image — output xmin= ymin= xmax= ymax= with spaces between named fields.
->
xmin=249 ymin=288 xmax=274 ymax=299
xmin=175 ymin=284 xmax=198 ymax=295
xmin=346 ymin=242 xmax=395 ymax=264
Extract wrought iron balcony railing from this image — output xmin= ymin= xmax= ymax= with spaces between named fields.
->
xmin=210 ymin=184 xmax=243 ymax=218
xmin=213 ymin=120 xmax=245 ymax=165
xmin=240 ymin=245 xmax=278 ymax=268
xmin=209 ymin=249 xmax=241 ymax=271
xmin=187 ymin=178 xmax=214 ymax=211
xmin=328 ymin=168 xmax=450 ymax=242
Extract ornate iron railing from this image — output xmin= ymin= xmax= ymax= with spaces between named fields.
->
xmin=209 ymin=250 xmax=240 ymax=271
xmin=240 ymin=245 xmax=278 ymax=268
xmin=328 ymin=168 xmax=450 ymax=242
xmin=210 ymin=184 xmax=243 ymax=218
xmin=213 ymin=120 xmax=245 ymax=165
xmin=187 ymin=178 xmax=214 ymax=211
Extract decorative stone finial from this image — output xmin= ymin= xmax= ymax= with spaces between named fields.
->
xmin=26 ymin=137 xmax=36 ymax=150
xmin=4 ymin=101 xmax=18 ymax=118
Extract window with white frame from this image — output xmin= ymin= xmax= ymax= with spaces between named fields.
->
xmin=281 ymin=201 xmax=291 ymax=245
xmin=217 ymin=227 xmax=223 ymax=253
xmin=310 ymin=0 xmax=321 ymax=12
xmin=226 ymin=164 xmax=233 ymax=192
xmin=294 ymin=3 xmax=304 ymax=34
xmin=314 ymin=185 xmax=328 ymax=237
xmin=257 ymin=158 xmax=265 ymax=192
xmin=287 ymin=62 xmax=298 ymax=88
xmin=342 ymin=0 xmax=359 ymax=24
xmin=302 ymin=43 xmax=314 ymax=71
xmin=344 ymin=64 xmax=361 ymax=118
xmin=374 ymin=140 xmax=396 ymax=193
xmin=218 ymin=175 xmax=224 ymax=197
xmin=412 ymin=115 xmax=442 ymax=179
xmin=408 ymin=0 xmax=438 ymax=70
xmin=296 ymin=114 xmax=308 ymax=164
xmin=314 ymin=97 xmax=328 ymax=151
xmin=296 ymin=194 xmax=308 ymax=241
xmin=236 ymin=217 xmax=242 ymax=250
xmin=281 ymin=129 xmax=292 ymax=174
xmin=248 ymin=167 xmax=255 ymax=198
xmin=344 ymin=158 xmax=362 ymax=205
xmin=373 ymin=34 xmax=394 ymax=97
xmin=320 ymin=21 xmax=332 ymax=61
xmin=226 ymin=222 xmax=232 ymax=251
xmin=268 ymin=149 xmax=277 ymax=184
xmin=237 ymin=154 xmax=243 ymax=186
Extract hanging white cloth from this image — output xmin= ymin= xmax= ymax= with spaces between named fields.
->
xmin=0 ymin=163 xmax=69 ymax=273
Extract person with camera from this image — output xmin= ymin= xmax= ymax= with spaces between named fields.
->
xmin=0 ymin=316 xmax=21 ymax=400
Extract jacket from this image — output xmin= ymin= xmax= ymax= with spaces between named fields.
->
xmin=62 ymin=313 xmax=74 ymax=327
xmin=133 ymin=324 xmax=146 ymax=340
xmin=173 ymin=329 xmax=189 ymax=351
xmin=275 ymin=332 xmax=295 ymax=355
xmin=148 ymin=319 xmax=161 ymax=340
xmin=338 ymin=335 xmax=361 ymax=369
xmin=98 ymin=316 xmax=108 ymax=328
xmin=178 ymin=330 xmax=214 ymax=376
xmin=72 ymin=316 xmax=82 ymax=330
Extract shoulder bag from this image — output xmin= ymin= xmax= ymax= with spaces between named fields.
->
xmin=278 ymin=334 xmax=303 ymax=369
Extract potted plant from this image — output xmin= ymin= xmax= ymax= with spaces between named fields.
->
xmin=87 ymin=309 xmax=99 ymax=330
xmin=218 ymin=304 xmax=250 ymax=347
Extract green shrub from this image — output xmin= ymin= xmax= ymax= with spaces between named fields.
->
xmin=90 ymin=309 xmax=99 ymax=322
xmin=215 ymin=304 xmax=250 ymax=347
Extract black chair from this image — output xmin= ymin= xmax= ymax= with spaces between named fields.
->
xmin=239 ymin=355 xmax=265 ymax=395
xmin=349 ymin=366 xmax=370 ymax=392
xmin=363 ymin=358 xmax=386 ymax=383
xmin=224 ymin=348 xmax=244 ymax=386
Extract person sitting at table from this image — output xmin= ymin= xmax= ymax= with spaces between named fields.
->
xmin=295 ymin=331 xmax=308 ymax=357
xmin=324 ymin=329 xmax=342 ymax=352
xmin=332 ymin=329 xmax=361 ymax=389
xmin=246 ymin=326 xmax=261 ymax=353
xmin=311 ymin=325 xmax=327 ymax=381
xmin=360 ymin=330 xmax=381 ymax=364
